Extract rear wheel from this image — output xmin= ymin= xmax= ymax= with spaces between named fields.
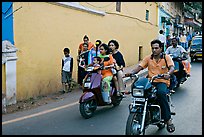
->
xmin=112 ymin=95 xmax=122 ymax=106
xmin=126 ymin=113 xmax=144 ymax=135
xmin=79 ymin=100 xmax=97 ymax=119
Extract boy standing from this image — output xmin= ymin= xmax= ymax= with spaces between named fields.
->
xmin=61 ymin=48 xmax=73 ymax=93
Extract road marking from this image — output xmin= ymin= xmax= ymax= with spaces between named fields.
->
xmin=2 ymin=101 xmax=78 ymax=125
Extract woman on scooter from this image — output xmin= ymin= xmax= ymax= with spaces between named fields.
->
xmin=98 ymin=43 xmax=114 ymax=104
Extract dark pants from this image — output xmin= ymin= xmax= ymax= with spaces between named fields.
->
xmin=78 ymin=66 xmax=87 ymax=86
xmin=153 ymin=82 xmax=171 ymax=122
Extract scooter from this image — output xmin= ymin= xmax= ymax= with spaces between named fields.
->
xmin=79 ymin=65 xmax=124 ymax=119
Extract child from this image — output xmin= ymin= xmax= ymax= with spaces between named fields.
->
xmin=61 ymin=48 xmax=73 ymax=93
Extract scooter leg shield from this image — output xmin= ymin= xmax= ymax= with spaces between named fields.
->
xmin=101 ymin=91 xmax=110 ymax=103
xmin=79 ymin=92 xmax=95 ymax=103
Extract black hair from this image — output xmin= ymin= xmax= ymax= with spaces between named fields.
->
xmin=100 ymin=43 xmax=110 ymax=54
xmin=171 ymin=37 xmax=177 ymax=41
xmin=83 ymin=42 xmax=88 ymax=47
xmin=108 ymin=39 xmax=119 ymax=49
xmin=63 ymin=48 xmax=70 ymax=53
xmin=94 ymin=56 xmax=102 ymax=62
xmin=83 ymin=35 xmax=89 ymax=40
xmin=95 ymin=39 xmax=102 ymax=46
xmin=150 ymin=39 xmax=162 ymax=48
xmin=159 ymin=30 xmax=164 ymax=34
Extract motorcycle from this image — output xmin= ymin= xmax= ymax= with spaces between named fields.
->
xmin=169 ymin=52 xmax=190 ymax=88
xmin=79 ymin=65 xmax=124 ymax=119
xmin=125 ymin=74 xmax=175 ymax=135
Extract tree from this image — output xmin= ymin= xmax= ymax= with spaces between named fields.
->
xmin=184 ymin=2 xmax=202 ymax=19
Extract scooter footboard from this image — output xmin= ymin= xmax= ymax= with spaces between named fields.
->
xmin=79 ymin=92 xmax=95 ymax=103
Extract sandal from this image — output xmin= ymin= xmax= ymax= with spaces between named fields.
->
xmin=166 ymin=123 xmax=175 ymax=133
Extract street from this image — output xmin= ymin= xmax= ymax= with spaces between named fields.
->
xmin=2 ymin=61 xmax=202 ymax=135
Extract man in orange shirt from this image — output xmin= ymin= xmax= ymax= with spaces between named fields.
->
xmin=125 ymin=39 xmax=175 ymax=133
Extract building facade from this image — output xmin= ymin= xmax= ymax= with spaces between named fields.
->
xmin=2 ymin=2 xmax=159 ymax=101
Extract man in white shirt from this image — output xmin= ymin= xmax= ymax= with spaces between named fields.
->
xmin=157 ymin=30 xmax=166 ymax=52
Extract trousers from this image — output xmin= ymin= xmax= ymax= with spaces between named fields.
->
xmin=152 ymin=82 xmax=171 ymax=122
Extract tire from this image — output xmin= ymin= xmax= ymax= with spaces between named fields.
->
xmin=125 ymin=113 xmax=144 ymax=135
xmin=112 ymin=96 xmax=122 ymax=107
xmin=79 ymin=100 xmax=97 ymax=119
xmin=157 ymin=122 xmax=165 ymax=130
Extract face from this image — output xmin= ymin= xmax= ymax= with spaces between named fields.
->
xmin=64 ymin=51 xmax=69 ymax=57
xmin=108 ymin=42 xmax=116 ymax=52
xmin=93 ymin=58 xmax=99 ymax=64
xmin=99 ymin=46 xmax=106 ymax=55
xmin=83 ymin=38 xmax=89 ymax=43
xmin=171 ymin=39 xmax=177 ymax=46
xmin=83 ymin=44 xmax=88 ymax=51
xmin=151 ymin=43 xmax=162 ymax=56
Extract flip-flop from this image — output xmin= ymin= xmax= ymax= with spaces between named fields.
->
xmin=167 ymin=123 xmax=175 ymax=133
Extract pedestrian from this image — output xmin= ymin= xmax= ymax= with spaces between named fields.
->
xmin=78 ymin=35 xmax=95 ymax=56
xmin=125 ymin=39 xmax=175 ymax=133
xmin=78 ymin=42 xmax=89 ymax=86
xmin=61 ymin=48 xmax=73 ymax=93
xmin=186 ymin=32 xmax=192 ymax=48
xmin=179 ymin=32 xmax=188 ymax=51
xmin=108 ymin=39 xmax=126 ymax=96
xmin=166 ymin=35 xmax=171 ymax=49
xmin=157 ymin=30 xmax=166 ymax=52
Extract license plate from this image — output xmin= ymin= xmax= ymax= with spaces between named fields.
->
xmin=84 ymin=83 xmax=91 ymax=88
xmin=135 ymin=98 xmax=145 ymax=102
xmin=196 ymin=54 xmax=202 ymax=56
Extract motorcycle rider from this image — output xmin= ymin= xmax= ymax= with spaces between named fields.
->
xmin=125 ymin=39 xmax=175 ymax=133
xmin=98 ymin=43 xmax=114 ymax=104
xmin=165 ymin=37 xmax=189 ymax=83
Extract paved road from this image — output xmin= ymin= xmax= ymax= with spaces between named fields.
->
xmin=2 ymin=61 xmax=202 ymax=135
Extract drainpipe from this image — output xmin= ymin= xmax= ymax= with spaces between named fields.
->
xmin=2 ymin=40 xmax=18 ymax=106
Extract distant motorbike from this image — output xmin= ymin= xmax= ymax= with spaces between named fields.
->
xmin=125 ymin=74 xmax=175 ymax=135
xmin=79 ymin=65 xmax=124 ymax=119
xmin=169 ymin=53 xmax=190 ymax=88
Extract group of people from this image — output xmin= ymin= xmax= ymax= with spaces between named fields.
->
xmin=158 ymin=29 xmax=196 ymax=52
xmin=158 ymin=30 xmax=191 ymax=78
xmin=60 ymin=32 xmax=194 ymax=133
xmin=77 ymin=35 xmax=126 ymax=101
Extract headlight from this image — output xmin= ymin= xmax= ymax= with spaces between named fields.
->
xmin=190 ymin=49 xmax=195 ymax=52
xmin=132 ymin=86 xmax=144 ymax=97
xmin=86 ymin=77 xmax=91 ymax=82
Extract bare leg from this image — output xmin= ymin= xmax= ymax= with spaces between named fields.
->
xmin=117 ymin=70 xmax=125 ymax=92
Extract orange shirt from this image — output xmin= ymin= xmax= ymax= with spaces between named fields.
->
xmin=139 ymin=54 xmax=174 ymax=87
xmin=78 ymin=42 xmax=95 ymax=54
xmin=100 ymin=54 xmax=114 ymax=79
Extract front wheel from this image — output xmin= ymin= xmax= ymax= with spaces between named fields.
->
xmin=79 ymin=100 xmax=97 ymax=119
xmin=125 ymin=113 xmax=144 ymax=135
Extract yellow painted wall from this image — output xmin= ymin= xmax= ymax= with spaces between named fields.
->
xmin=13 ymin=2 xmax=158 ymax=100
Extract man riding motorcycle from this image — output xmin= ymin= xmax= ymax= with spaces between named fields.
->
xmin=165 ymin=37 xmax=190 ymax=84
xmin=125 ymin=39 xmax=175 ymax=133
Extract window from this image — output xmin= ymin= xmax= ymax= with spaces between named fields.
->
xmin=139 ymin=46 xmax=143 ymax=61
xmin=116 ymin=2 xmax=121 ymax=12
xmin=145 ymin=10 xmax=149 ymax=21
